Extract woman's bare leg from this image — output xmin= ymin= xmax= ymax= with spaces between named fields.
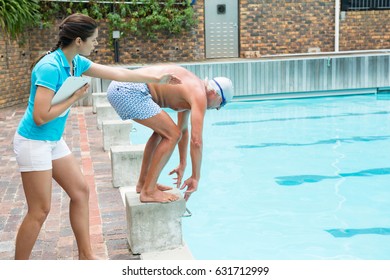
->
xmin=52 ymin=154 xmax=99 ymax=260
xmin=15 ymin=170 xmax=53 ymax=259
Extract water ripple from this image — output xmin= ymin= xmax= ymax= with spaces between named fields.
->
xmin=331 ymin=135 xmax=347 ymax=224
xmin=236 ymin=135 xmax=390 ymax=149
xmin=326 ymin=228 xmax=390 ymax=238
xmin=213 ymin=111 xmax=390 ymax=126
xmin=275 ymin=167 xmax=390 ymax=186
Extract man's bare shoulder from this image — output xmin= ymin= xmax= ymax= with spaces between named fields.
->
xmin=154 ymin=64 xmax=199 ymax=79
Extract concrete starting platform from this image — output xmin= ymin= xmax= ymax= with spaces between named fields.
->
xmin=96 ymin=103 xmax=120 ymax=129
xmin=102 ymin=119 xmax=133 ymax=151
xmin=119 ymin=187 xmax=193 ymax=259
xmin=110 ymin=144 xmax=145 ymax=188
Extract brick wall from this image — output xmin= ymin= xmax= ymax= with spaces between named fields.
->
xmin=239 ymin=0 xmax=390 ymax=57
xmin=108 ymin=1 xmax=205 ymax=64
xmin=27 ymin=1 xmax=205 ymax=66
xmin=92 ymin=15 xmax=205 ymax=65
xmin=339 ymin=10 xmax=390 ymax=51
xmin=0 ymin=34 xmax=31 ymax=108
xmin=239 ymin=0 xmax=336 ymax=57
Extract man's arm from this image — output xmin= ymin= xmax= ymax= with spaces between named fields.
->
xmin=169 ymin=111 xmax=190 ymax=187
xmin=179 ymin=102 xmax=206 ymax=200
xmin=189 ymin=106 xmax=204 ymax=181
xmin=177 ymin=111 xmax=190 ymax=168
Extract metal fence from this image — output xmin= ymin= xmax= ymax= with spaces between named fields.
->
xmin=342 ymin=0 xmax=390 ymax=10
xmin=91 ymin=53 xmax=390 ymax=99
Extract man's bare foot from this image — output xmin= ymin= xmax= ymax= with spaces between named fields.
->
xmin=156 ymin=183 xmax=173 ymax=192
xmin=136 ymin=184 xmax=142 ymax=193
xmin=140 ymin=189 xmax=179 ymax=203
xmin=136 ymin=183 xmax=172 ymax=193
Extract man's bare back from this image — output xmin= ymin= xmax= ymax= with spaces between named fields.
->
xmin=144 ymin=65 xmax=206 ymax=111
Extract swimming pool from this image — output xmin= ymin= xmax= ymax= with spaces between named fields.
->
xmin=130 ymin=94 xmax=390 ymax=260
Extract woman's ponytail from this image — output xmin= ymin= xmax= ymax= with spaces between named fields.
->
xmin=30 ymin=41 xmax=62 ymax=70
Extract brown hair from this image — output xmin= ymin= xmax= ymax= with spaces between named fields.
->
xmin=31 ymin=13 xmax=98 ymax=69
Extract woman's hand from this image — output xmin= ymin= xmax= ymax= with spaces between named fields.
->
xmin=72 ymin=83 xmax=90 ymax=101
xmin=158 ymin=73 xmax=182 ymax=85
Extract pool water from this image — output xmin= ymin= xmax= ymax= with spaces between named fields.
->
xmin=130 ymin=94 xmax=390 ymax=260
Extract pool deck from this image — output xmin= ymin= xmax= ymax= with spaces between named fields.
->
xmin=0 ymin=104 xmax=139 ymax=260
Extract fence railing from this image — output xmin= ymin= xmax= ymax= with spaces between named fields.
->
xmin=342 ymin=0 xmax=390 ymax=10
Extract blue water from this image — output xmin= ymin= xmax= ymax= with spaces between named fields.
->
xmin=130 ymin=94 xmax=390 ymax=260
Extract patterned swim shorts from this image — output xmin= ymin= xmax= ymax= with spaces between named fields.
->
xmin=107 ymin=81 xmax=162 ymax=120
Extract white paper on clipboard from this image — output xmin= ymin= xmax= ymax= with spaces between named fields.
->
xmin=52 ymin=76 xmax=91 ymax=117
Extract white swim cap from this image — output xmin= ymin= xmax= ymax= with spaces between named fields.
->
xmin=208 ymin=77 xmax=234 ymax=106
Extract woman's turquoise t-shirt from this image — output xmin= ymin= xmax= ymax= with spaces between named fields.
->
xmin=17 ymin=49 xmax=92 ymax=141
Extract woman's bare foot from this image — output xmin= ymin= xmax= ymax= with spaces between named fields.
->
xmin=140 ymin=189 xmax=179 ymax=203
xmin=136 ymin=183 xmax=172 ymax=193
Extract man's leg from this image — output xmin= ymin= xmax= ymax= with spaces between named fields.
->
xmin=135 ymin=131 xmax=160 ymax=193
xmin=136 ymin=132 xmax=172 ymax=193
xmin=135 ymin=111 xmax=181 ymax=202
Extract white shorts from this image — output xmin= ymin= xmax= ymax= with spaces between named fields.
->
xmin=13 ymin=132 xmax=71 ymax=172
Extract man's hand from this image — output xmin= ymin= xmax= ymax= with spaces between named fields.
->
xmin=169 ymin=165 xmax=185 ymax=188
xmin=179 ymin=177 xmax=198 ymax=201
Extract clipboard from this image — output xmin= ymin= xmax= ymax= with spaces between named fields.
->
xmin=52 ymin=76 xmax=91 ymax=117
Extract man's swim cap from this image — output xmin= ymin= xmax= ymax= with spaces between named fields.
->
xmin=208 ymin=77 xmax=234 ymax=107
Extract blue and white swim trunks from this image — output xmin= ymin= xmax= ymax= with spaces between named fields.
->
xmin=107 ymin=81 xmax=162 ymax=120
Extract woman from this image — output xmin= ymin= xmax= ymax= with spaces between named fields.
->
xmin=13 ymin=13 xmax=180 ymax=260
